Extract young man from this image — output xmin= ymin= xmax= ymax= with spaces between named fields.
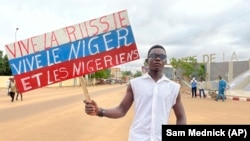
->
xmin=9 ymin=77 xmax=16 ymax=102
xmin=190 ymin=77 xmax=197 ymax=98
xmin=198 ymin=78 xmax=206 ymax=98
xmin=16 ymin=87 xmax=23 ymax=101
xmin=84 ymin=45 xmax=186 ymax=141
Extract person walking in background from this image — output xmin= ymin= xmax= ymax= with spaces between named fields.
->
xmin=83 ymin=45 xmax=186 ymax=141
xmin=190 ymin=77 xmax=197 ymax=98
xmin=215 ymin=75 xmax=227 ymax=102
xmin=6 ymin=77 xmax=11 ymax=96
xmin=198 ymin=78 xmax=206 ymax=98
xmin=9 ymin=78 xmax=16 ymax=102
xmin=16 ymin=86 xmax=23 ymax=101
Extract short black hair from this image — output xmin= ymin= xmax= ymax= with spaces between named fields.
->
xmin=147 ymin=45 xmax=166 ymax=57
xmin=218 ymin=75 xmax=222 ymax=79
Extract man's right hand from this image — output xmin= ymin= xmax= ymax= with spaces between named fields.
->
xmin=83 ymin=100 xmax=99 ymax=116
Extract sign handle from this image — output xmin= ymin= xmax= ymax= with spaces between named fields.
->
xmin=79 ymin=76 xmax=91 ymax=101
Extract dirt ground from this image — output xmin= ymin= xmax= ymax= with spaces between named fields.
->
xmin=0 ymin=84 xmax=250 ymax=141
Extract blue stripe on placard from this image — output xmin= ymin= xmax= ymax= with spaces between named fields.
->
xmin=9 ymin=26 xmax=135 ymax=75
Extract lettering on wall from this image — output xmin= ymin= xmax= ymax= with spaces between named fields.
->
xmin=185 ymin=52 xmax=239 ymax=63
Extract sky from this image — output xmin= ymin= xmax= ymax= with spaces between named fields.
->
xmin=1 ymin=0 xmax=250 ymax=72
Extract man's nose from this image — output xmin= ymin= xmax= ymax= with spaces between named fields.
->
xmin=155 ymin=56 xmax=161 ymax=60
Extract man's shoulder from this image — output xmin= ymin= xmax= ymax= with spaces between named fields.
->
xmin=130 ymin=75 xmax=146 ymax=83
xmin=170 ymin=80 xmax=181 ymax=88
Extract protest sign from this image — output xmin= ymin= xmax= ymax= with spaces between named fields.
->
xmin=5 ymin=10 xmax=139 ymax=93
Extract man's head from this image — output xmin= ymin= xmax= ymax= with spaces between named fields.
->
xmin=10 ymin=78 xmax=14 ymax=82
xmin=218 ymin=75 xmax=222 ymax=80
xmin=147 ymin=45 xmax=166 ymax=58
xmin=146 ymin=45 xmax=167 ymax=72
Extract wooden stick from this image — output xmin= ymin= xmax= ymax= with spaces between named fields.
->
xmin=79 ymin=76 xmax=91 ymax=101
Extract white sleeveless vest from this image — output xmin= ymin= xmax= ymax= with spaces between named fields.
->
xmin=129 ymin=73 xmax=180 ymax=141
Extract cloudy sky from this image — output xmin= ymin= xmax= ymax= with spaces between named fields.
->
xmin=0 ymin=0 xmax=249 ymax=72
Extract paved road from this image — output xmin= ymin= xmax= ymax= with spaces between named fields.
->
xmin=0 ymin=84 xmax=249 ymax=141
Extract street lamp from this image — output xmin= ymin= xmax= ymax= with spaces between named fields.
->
xmin=15 ymin=27 xmax=19 ymax=42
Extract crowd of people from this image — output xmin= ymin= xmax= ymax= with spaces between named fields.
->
xmin=190 ymin=75 xmax=228 ymax=101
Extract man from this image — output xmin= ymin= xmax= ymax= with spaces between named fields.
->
xmin=215 ymin=75 xmax=227 ymax=102
xmin=84 ymin=45 xmax=186 ymax=141
xmin=190 ymin=77 xmax=197 ymax=98
xmin=198 ymin=78 xmax=206 ymax=98
xmin=16 ymin=87 xmax=23 ymax=101
xmin=9 ymin=77 xmax=16 ymax=102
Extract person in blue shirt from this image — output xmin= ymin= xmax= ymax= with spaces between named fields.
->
xmin=215 ymin=75 xmax=227 ymax=102
xmin=190 ymin=77 xmax=197 ymax=98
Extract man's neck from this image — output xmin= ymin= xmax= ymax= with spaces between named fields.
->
xmin=148 ymin=71 xmax=163 ymax=82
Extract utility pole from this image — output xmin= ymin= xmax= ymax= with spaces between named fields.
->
xmin=15 ymin=27 xmax=19 ymax=42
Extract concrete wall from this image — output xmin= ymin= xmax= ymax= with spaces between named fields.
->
xmin=176 ymin=60 xmax=249 ymax=82
xmin=176 ymin=60 xmax=250 ymax=91
xmin=206 ymin=60 xmax=249 ymax=82
xmin=0 ymin=76 xmax=11 ymax=88
xmin=228 ymin=70 xmax=250 ymax=90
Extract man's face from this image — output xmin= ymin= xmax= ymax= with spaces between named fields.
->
xmin=147 ymin=48 xmax=167 ymax=72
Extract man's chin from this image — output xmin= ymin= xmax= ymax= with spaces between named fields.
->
xmin=152 ymin=68 xmax=161 ymax=72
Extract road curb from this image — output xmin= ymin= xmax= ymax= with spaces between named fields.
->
xmin=190 ymin=93 xmax=250 ymax=102
xmin=227 ymin=96 xmax=250 ymax=102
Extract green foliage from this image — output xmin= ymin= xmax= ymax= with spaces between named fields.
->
xmin=90 ymin=69 xmax=110 ymax=79
xmin=120 ymin=70 xmax=132 ymax=80
xmin=122 ymin=71 xmax=132 ymax=77
xmin=197 ymin=64 xmax=206 ymax=80
xmin=0 ymin=50 xmax=12 ymax=76
xmin=170 ymin=56 xmax=205 ymax=79
xmin=143 ymin=58 xmax=148 ymax=66
xmin=133 ymin=70 xmax=142 ymax=77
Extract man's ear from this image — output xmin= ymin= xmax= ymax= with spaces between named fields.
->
xmin=164 ymin=60 xmax=167 ymax=65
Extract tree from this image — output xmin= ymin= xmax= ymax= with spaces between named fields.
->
xmin=133 ymin=70 xmax=142 ymax=77
xmin=90 ymin=69 xmax=110 ymax=79
xmin=122 ymin=71 xmax=132 ymax=77
xmin=0 ymin=50 xmax=4 ymax=75
xmin=170 ymin=56 xmax=202 ymax=79
xmin=0 ymin=50 xmax=12 ymax=76
xmin=197 ymin=63 xmax=206 ymax=80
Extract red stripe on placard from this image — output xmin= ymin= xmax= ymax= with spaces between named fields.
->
xmin=15 ymin=43 xmax=139 ymax=93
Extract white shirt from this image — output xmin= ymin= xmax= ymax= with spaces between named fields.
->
xmin=129 ymin=73 xmax=180 ymax=141
xmin=198 ymin=81 xmax=205 ymax=89
xmin=6 ymin=79 xmax=10 ymax=88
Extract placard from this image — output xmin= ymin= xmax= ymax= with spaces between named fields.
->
xmin=5 ymin=10 xmax=139 ymax=93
